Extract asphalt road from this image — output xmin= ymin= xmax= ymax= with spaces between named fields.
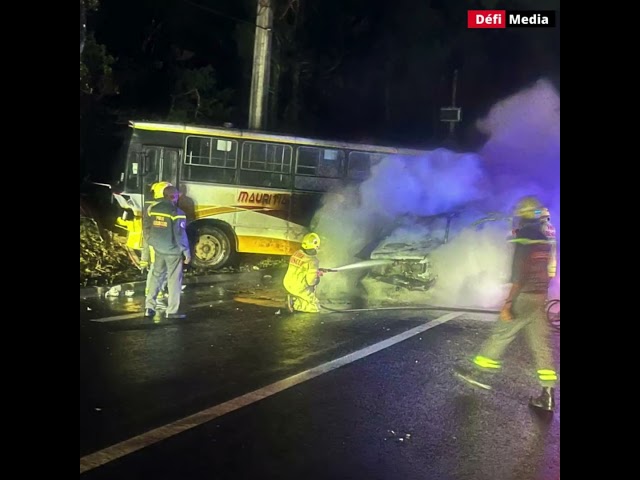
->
xmin=80 ymin=280 xmax=560 ymax=480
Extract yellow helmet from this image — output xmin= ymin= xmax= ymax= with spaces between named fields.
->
xmin=151 ymin=181 xmax=173 ymax=199
xmin=514 ymin=196 xmax=543 ymax=220
xmin=301 ymin=232 xmax=321 ymax=250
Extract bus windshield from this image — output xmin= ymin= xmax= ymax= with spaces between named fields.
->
xmin=124 ymin=149 xmax=163 ymax=194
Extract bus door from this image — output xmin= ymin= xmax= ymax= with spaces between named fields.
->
xmin=141 ymin=146 xmax=180 ymax=205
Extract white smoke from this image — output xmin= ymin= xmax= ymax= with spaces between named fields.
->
xmin=313 ymin=149 xmax=487 ymax=301
xmin=313 ymin=78 xmax=560 ymax=307
xmin=426 ymin=223 xmax=513 ymax=308
xmin=477 ymin=78 xmax=560 ymax=300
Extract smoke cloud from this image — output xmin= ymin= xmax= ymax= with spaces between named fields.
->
xmin=313 ymin=78 xmax=560 ymax=308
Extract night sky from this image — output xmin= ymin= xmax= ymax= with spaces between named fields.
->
xmin=80 ymin=0 xmax=559 ymax=182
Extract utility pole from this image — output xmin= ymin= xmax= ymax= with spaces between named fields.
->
xmin=439 ymin=69 xmax=461 ymax=144
xmin=248 ymin=0 xmax=274 ymax=131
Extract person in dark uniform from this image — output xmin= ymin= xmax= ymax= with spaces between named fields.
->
xmin=144 ymin=185 xmax=191 ymax=319
xmin=454 ymin=196 xmax=559 ymax=412
xmin=141 ymin=181 xmax=172 ymax=302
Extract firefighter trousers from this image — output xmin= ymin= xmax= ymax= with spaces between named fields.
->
xmin=145 ymin=253 xmax=183 ymax=315
xmin=145 ymin=262 xmax=168 ymax=296
xmin=287 ymin=285 xmax=320 ymax=313
xmin=475 ymin=292 xmax=558 ymax=388
xmin=143 ymin=246 xmax=168 ymax=295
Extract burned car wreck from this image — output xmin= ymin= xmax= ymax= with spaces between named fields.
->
xmin=367 ymin=240 xmax=440 ymax=291
xmin=352 ymin=212 xmax=457 ymax=292
xmin=356 ymin=210 xmax=510 ymax=293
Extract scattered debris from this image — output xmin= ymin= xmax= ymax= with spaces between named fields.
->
xmin=105 ymin=285 xmax=122 ymax=297
xmin=385 ymin=430 xmax=412 ymax=443
xmin=80 ymin=219 xmax=143 ymax=287
xmin=81 ymin=221 xmax=288 ymax=288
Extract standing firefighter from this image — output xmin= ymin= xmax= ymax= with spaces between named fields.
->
xmin=454 ymin=196 xmax=559 ymax=412
xmin=144 ymin=185 xmax=191 ymax=319
xmin=141 ymin=181 xmax=172 ymax=301
xmin=284 ymin=232 xmax=323 ymax=313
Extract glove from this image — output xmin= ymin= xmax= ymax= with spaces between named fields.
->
xmin=183 ymin=253 xmax=191 ymax=264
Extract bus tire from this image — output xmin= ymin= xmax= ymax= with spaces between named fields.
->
xmin=191 ymin=225 xmax=234 ymax=269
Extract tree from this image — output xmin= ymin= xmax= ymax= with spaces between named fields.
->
xmin=168 ymin=66 xmax=234 ymax=123
xmin=80 ymin=0 xmax=119 ymax=182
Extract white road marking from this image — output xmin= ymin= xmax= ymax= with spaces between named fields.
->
xmin=89 ymin=301 xmax=219 ymax=322
xmin=80 ymin=311 xmax=462 ymax=474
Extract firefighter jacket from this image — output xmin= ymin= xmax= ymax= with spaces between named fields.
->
xmin=146 ymin=199 xmax=190 ymax=257
xmin=283 ymin=249 xmax=320 ymax=295
xmin=509 ymin=221 xmax=551 ymax=294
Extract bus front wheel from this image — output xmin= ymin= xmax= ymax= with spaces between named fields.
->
xmin=191 ymin=225 xmax=234 ymax=269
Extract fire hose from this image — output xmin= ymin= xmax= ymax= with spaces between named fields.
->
xmin=317 ymin=269 xmax=559 ymax=330
xmin=319 ymin=299 xmax=560 ymax=332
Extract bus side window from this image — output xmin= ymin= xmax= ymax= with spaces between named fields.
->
xmin=184 ymin=136 xmax=238 ymax=185
xmin=240 ymin=141 xmax=292 ymax=188
xmin=296 ymin=147 xmax=344 ymax=178
xmin=295 ymin=146 xmax=345 ymax=192
xmin=348 ymin=152 xmax=370 ymax=181
xmin=347 ymin=152 xmax=387 ymax=181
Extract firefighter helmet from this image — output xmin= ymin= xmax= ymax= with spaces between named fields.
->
xmin=301 ymin=232 xmax=321 ymax=250
xmin=151 ymin=181 xmax=173 ymax=199
xmin=514 ymin=196 xmax=543 ymax=220
xmin=540 ymin=207 xmax=551 ymax=220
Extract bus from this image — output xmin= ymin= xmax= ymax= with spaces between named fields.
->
xmin=112 ymin=121 xmax=429 ymax=269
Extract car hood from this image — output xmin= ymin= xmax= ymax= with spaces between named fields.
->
xmin=369 ymin=237 xmax=444 ymax=260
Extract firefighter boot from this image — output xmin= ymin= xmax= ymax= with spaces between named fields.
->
xmin=286 ymin=294 xmax=295 ymax=313
xmin=529 ymin=387 xmax=555 ymax=412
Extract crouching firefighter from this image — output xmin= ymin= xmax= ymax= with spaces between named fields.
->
xmin=141 ymin=181 xmax=172 ymax=301
xmin=283 ymin=232 xmax=324 ymax=313
xmin=454 ymin=196 xmax=559 ymax=412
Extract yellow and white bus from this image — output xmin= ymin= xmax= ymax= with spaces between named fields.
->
xmin=112 ymin=121 xmax=429 ymax=269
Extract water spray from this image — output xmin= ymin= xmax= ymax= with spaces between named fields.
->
xmin=322 ymin=259 xmax=394 ymax=273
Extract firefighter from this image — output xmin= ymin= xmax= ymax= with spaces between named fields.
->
xmin=540 ymin=207 xmax=557 ymax=278
xmin=283 ymin=232 xmax=323 ymax=313
xmin=141 ymin=181 xmax=172 ymax=301
xmin=144 ymin=185 xmax=191 ymax=319
xmin=454 ymin=196 xmax=559 ymax=412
